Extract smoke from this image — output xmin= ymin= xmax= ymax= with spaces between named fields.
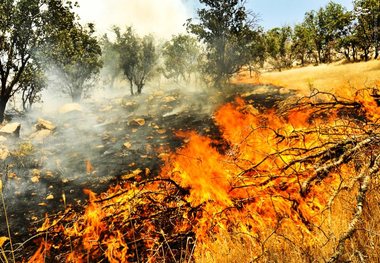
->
xmin=75 ymin=0 xmax=192 ymax=39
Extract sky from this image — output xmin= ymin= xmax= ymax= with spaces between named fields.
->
xmin=75 ymin=0 xmax=354 ymax=38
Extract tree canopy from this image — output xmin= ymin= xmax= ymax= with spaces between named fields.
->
xmin=162 ymin=34 xmax=201 ymax=82
xmin=113 ymin=27 xmax=157 ymax=95
xmin=187 ymin=0 xmax=262 ymax=86
xmin=0 ymin=0 xmax=102 ymax=121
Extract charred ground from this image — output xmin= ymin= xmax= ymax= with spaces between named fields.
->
xmin=0 ymin=84 xmax=290 ymax=253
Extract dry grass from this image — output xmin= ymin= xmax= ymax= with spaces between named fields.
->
xmin=234 ymin=60 xmax=380 ymax=94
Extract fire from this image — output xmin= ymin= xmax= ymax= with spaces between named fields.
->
xmin=27 ymin=240 xmax=51 ymax=263
xmin=27 ymin=87 xmax=380 ymax=261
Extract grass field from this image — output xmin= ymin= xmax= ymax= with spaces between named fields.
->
xmin=235 ymin=60 xmax=380 ymax=94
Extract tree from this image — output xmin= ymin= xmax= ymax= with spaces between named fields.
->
xmin=19 ymin=63 xmax=46 ymax=111
xmin=265 ymin=26 xmax=293 ymax=71
xmin=114 ymin=27 xmax=139 ymax=95
xmin=0 ymin=0 xmax=45 ymax=122
xmin=162 ymin=34 xmax=200 ymax=82
xmin=99 ymin=34 xmax=122 ymax=89
xmin=187 ymin=0 xmax=261 ymax=86
xmin=0 ymin=0 xmax=93 ymax=122
xmin=133 ymin=35 xmax=158 ymax=94
xmin=45 ymin=23 xmax=102 ymax=102
xmin=114 ymin=27 xmax=157 ymax=95
xmin=302 ymin=2 xmax=352 ymax=64
xmin=292 ymin=23 xmax=318 ymax=65
xmin=353 ymin=0 xmax=380 ymax=60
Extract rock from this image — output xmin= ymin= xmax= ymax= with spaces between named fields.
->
xmin=36 ymin=118 xmax=56 ymax=131
xmin=0 ymin=122 xmax=21 ymax=137
xmin=0 ymin=136 xmax=6 ymax=143
xmin=129 ymin=118 xmax=145 ymax=127
xmin=163 ymin=96 xmax=177 ymax=103
xmin=30 ymin=129 xmax=52 ymax=142
xmin=58 ymin=103 xmax=82 ymax=114
xmin=0 ymin=145 xmax=9 ymax=160
xmin=122 ymin=100 xmax=138 ymax=111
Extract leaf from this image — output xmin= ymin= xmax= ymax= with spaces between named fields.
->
xmin=123 ymin=142 xmax=132 ymax=149
xmin=31 ymin=175 xmax=40 ymax=183
xmin=132 ymin=118 xmax=145 ymax=126
xmin=85 ymin=160 xmax=94 ymax=174
xmin=156 ymin=129 xmax=167 ymax=134
xmin=0 ymin=237 xmax=9 ymax=247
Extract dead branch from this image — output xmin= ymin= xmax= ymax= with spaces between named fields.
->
xmin=328 ymin=154 xmax=380 ymax=262
xmin=301 ymin=137 xmax=374 ymax=196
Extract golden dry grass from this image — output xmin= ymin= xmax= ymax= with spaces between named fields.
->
xmin=235 ymin=60 xmax=380 ymax=94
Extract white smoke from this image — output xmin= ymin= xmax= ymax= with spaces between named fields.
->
xmin=75 ymin=0 xmax=192 ymax=39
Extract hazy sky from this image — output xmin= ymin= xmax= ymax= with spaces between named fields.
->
xmin=75 ymin=0 xmax=354 ymax=38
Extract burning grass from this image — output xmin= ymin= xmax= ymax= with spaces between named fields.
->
xmin=16 ymin=84 xmax=380 ymax=262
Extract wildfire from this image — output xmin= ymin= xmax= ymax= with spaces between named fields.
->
xmin=26 ymin=87 xmax=380 ymax=262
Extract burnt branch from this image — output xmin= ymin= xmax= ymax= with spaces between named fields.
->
xmin=328 ymin=155 xmax=380 ymax=262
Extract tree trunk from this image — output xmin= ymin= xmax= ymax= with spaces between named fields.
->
xmin=0 ymin=96 xmax=9 ymax=123
xmin=129 ymin=79 xmax=134 ymax=96
xmin=137 ymin=84 xmax=143 ymax=94
xmin=364 ymin=49 xmax=369 ymax=61
xmin=72 ymin=91 xmax=82 ymax=102
xmin=344 ymin=49 xmax=350 ymax=62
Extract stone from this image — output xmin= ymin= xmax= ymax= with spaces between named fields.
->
xmin=0 ymin=122 xmax=21 ymax=137
xmin=30 ymin=129 xmax=52 ymax=142
xmin=129 ymin=118 xmax=145 ymax=127
xmin=0 ymin=136 xmax=6 ymax=143
xmin=36 ymin=118 xmax=56 ymax=131
xmin=58 ymin=103 xmax=82 ymax=114
xmin=0 ymin=145 xmax=9 ymax=160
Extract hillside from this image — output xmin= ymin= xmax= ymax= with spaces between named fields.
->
xmin=235 ymin=60 xmax=380 ymax=94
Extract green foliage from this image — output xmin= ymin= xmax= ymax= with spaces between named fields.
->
xmin=162 ymin=34 xmax=201 ymax=82
xmin=134 ymin=35 xmax=158 ymax=94
xmin=113 ymin=27 xmax=158 ymax=95
xmin=0 ymin=0 xmax=97 ymax=120
xmin=353 ymin=0 xmax=380 ymax=60
xmin=292 ymin=23 xmax=316 ymax=65
xmin=265 ymin=26 xmax=293 ymax=71
xmin=19 ymin=63 xmax=46 ymax=111
xmin=0 ymin=0 xmax=47 ymax=121
xmin=100 ymin=34 xmax=123 ymax=89
xmin=187 ymin=0 xmax=261 ymax=86
xmin=44 ymin=22 xmax=103 ymax=101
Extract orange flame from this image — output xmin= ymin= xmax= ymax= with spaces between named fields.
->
xmin=28 ymin=88 xmax=379 ymax=261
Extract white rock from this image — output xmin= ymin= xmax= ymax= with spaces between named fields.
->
xmin=0 ymin=145 xmax=9 ymax=160
xmin=0 ymin=122 xmax=21 ymax=137
xmin=58 ymin=103 xmax=82 ymax=114
xmin=30 ymin=129 xmax=52 ymax=142
xmin=36 ymin=118 xmax=56 ymax=131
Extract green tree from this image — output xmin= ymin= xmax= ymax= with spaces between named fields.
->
xmin=114 ymin=27 xmax=158 ymax=95
xmin=162 ymin=34 xmax=200 ymax=82
xmin=0 ymin=0 xmax=96 ymax=121
xmin=45 ymin=23 xmax=102 ymax=101
xmin=100 ymin=34 xmax=122 ymax=89
xmin=292 ymin=23 xmax=317 ymax=65
xmin=19 ymin=63 xmax=46 ymax=111
xmin=133 ymin=35 xmax=158 ymax=94
xmin=0 ymin=0 xmax=50 ymax=122
xmin=114 ymin=26 xmax=139 ymax=95
xmin=303 ymin=2 xmax=352 ymax=64
xmin=265 ymin=26 xmax=293 ymax=71
xmin=353 ymin=0 xmax=380 ymax=60
xmin=187 ymin=0 xmax=261 ymax=86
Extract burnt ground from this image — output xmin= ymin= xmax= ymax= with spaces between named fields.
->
xmin=0 ymin=84 xmax=292 ymax=254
